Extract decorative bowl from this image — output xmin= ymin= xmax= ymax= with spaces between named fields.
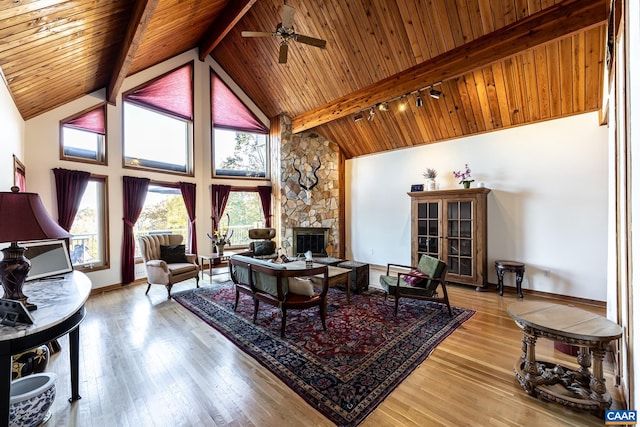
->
xmin=10 ymin=372 xmax=57 ymax=427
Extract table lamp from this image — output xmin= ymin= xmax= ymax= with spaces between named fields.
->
xmin=0 ymin=187 xmax=71 ymax=311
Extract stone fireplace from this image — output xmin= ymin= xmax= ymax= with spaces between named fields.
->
xmin=274 ymin=115 xmax=342 ymax=258
xmin=293 ymin=227 xmax=329 ymax=256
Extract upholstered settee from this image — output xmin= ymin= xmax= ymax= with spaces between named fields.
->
xmin=138 ymin=234 xmax=200 ymax=299
xmin=229 ymin=254 xmax=329 ymax=337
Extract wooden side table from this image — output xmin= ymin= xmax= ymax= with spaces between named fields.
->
xmin=507 ymin=301 xmax=622 ymax=416
xmin=495 ymin=260 xmax=525 ymax=298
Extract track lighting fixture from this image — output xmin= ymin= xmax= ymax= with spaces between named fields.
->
xmin=353 ymin=112 xmax=363 ymax=122
xmin=368 ymin=107 xmax=375 ymax=121
xmin=398 ymin=96 xmax=407 ymax=111
xmin=429 ymin=88 xmax=441 ymax=99
xmin=378 ymin=102 xmax=389 ymax=111
xmin=415 ymin=92 xmax=423 ymax=107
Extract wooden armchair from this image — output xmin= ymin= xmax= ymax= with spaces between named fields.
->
xmin=229 ymin=255 xmax=329 ymax=337
xmin=379 ymin=254 xmax=452 ymax=316
xmin=138 ymin=234 xmax=199 ymax=299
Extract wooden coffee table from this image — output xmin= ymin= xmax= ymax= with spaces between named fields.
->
xmin=200 ymin=250 xmax=242 ymax=283
xmin=285 ymin=260 xmax=352 ymax=304
xmin=507 ymin=301 xmax=622 ymax=416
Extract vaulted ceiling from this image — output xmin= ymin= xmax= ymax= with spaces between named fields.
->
xmin=0 ymin=0 xmax=607 ymax=159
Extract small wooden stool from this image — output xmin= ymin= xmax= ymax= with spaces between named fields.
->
xmin=495 ymin=260 xmax=525 ymax=298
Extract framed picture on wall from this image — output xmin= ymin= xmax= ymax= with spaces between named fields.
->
xmin=13 ymin=155 xmax=26 ymax=191
xmin=410 ymin=184 xmax=424 ymax=192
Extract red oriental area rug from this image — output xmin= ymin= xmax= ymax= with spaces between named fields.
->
xmin=173 ymin=282 xmax=474 ymax=426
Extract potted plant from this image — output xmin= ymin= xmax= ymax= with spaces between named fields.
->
xmin=207 ymin=213 xmax=234 ymax=255
xmin=453 ymin=164 xmax=474 ymax=188
xmin=422 ymin=168 xmax=438 ymax=190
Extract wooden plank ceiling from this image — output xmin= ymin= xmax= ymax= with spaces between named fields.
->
xmin=0 ymin=0 xmax=606 ymax=159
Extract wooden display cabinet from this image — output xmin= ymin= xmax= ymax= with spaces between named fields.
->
xmin=408 ymin=188 xmax=490 ymax=288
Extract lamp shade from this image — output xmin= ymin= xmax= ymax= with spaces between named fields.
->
xmin=0 ymin=190 xmax=70 ymax=243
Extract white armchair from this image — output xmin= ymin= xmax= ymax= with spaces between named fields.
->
xmin=138 ymin=234 xmax=199 ymax=299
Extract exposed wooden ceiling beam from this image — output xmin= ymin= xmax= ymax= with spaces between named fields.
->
xmin=107 ymin=0 xmax=159 ymax=104
xmin=291 ymin=0 xmax=606 ymax=134
xmin=198 ymin=0 xmax=257 ymax=61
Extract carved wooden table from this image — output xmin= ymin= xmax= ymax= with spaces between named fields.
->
xmin=495 ymin=260 xmax=525 ymax=298
xmin=507 ymin=301 xmax=622 ymax=416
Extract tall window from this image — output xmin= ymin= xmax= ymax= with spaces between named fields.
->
xmin=69 ymin=176 xmax=109 ymax=270
xmin=135 ymin=184 xmax=189 ymax=256
xmin=211 ymin=71 xmax=269 ymax=178
xmin=220 ymin=190 xmax=265 ymax=246
xmin=60 ymin=104 xmax=107 ymax=164
xmin=124 ymin=62 xmax=194 ymax=175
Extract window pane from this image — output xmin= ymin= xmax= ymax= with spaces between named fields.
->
xmin=124 ymin=103 xmax=191 ymax=174
xmin=213 ymin=128 xmax=267 ymax=178
xmin=70 ymin=179 xmax=107 ymax=268
xmin=63 ymin=128 xmax=103 ymax=161
xmin=135 ymin=185 xmax=189 ymax=256
xmin=221 ymin=192 xmax=265 ymax=246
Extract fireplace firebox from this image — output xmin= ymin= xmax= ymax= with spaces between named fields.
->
xmin=293 ymin=227 xmax=329 ymax=256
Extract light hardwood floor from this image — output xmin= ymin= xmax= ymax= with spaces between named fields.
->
xmin=44 ymin=268 xmax=623 ymax=426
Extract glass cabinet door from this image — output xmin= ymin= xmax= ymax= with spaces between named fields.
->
xmin=446 ymin=200 xmax=474 ymax=279
xmin=417 ymin=201 xmax=440 ymax=260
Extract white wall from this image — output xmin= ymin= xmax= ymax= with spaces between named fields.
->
xmin=0 ymin=68 xmax=24 ymax=189
xmin=627 ymin=0 xmax=639 ymax=411
xmin=346 ymin=112 xmax=608 ymax=301
xmin=24 ymin=49 xmax=269 ymax=289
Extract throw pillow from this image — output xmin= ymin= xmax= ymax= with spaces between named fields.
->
xmin=160 ymin=244 xmax=188 ymax=264
xmin=403 ymin=269 xmax=427 ymax=287
xmin=253 ymin=240 xmax=276 ymax=256
xmin=288 ymin=277 xmax=315 ymax=296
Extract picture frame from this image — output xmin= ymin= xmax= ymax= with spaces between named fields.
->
xmin=410 ymin=184 xmax=424 ymax=192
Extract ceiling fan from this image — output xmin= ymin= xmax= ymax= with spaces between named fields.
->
xmin=241 ymin=4 xmax=326 ymax=64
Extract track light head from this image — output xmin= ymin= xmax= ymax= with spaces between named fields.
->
xmin=398 ymin=95 xmax=407 ymax=111
xmin=354 ymin=112 xmax=363 ymax=122
xmin=429 ymin=88 xmax=442 ymax=99
xmin=415 ymin=92 xmax=423 ymax=107
xmin=367 ymin=107 xmax=375 ymax=121
xmin=378 ymin=102 xmax=389 ymax=112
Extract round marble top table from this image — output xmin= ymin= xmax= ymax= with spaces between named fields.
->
xmin=0 ymin=271 xmax=91 ymax=425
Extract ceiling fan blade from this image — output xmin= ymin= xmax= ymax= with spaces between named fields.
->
xmin=278 ymin=43 xmax=289 ymax=63
xmin=241 ymin=31 xmax=274 ymax=38
xmin=281 ymin=5 xmax=295 ymax=29
xmin=295 ymin=34 xmax=327 ymax=49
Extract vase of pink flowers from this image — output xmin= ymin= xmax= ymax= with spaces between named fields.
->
xmin=453 ymin=164 xmax=474 ymax=188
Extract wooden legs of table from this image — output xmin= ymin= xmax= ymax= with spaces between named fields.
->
xmin=514 ymin=326 xmax=613 ymax=416
xmin=496 ymin=262 xmax=525 ymax=298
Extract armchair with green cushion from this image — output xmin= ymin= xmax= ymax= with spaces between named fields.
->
xmin=248 ymin=228 xmax=278 ymax=261
xmin=379 ymin=254 xmax=452 ymax=316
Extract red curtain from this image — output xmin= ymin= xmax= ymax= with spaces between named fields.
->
xmin=257 ymin=186 xmax=272 ymax=227
xmin=211 ymin=184 xmax=231 ymax=231
xmin=125 ymin=62 xmax=193 ymax=120
xmin=52 ymin=168 xmax=91 ymax=231
xmin=211 ymin=70 xmax=268 ymax=134
xmin=179 ymin=182 xmax=197 ymax=256
xmin=121 ymin=176 xmax=150 ymax=284
xmin=63 ymin=104 xmax=106 ymax=134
